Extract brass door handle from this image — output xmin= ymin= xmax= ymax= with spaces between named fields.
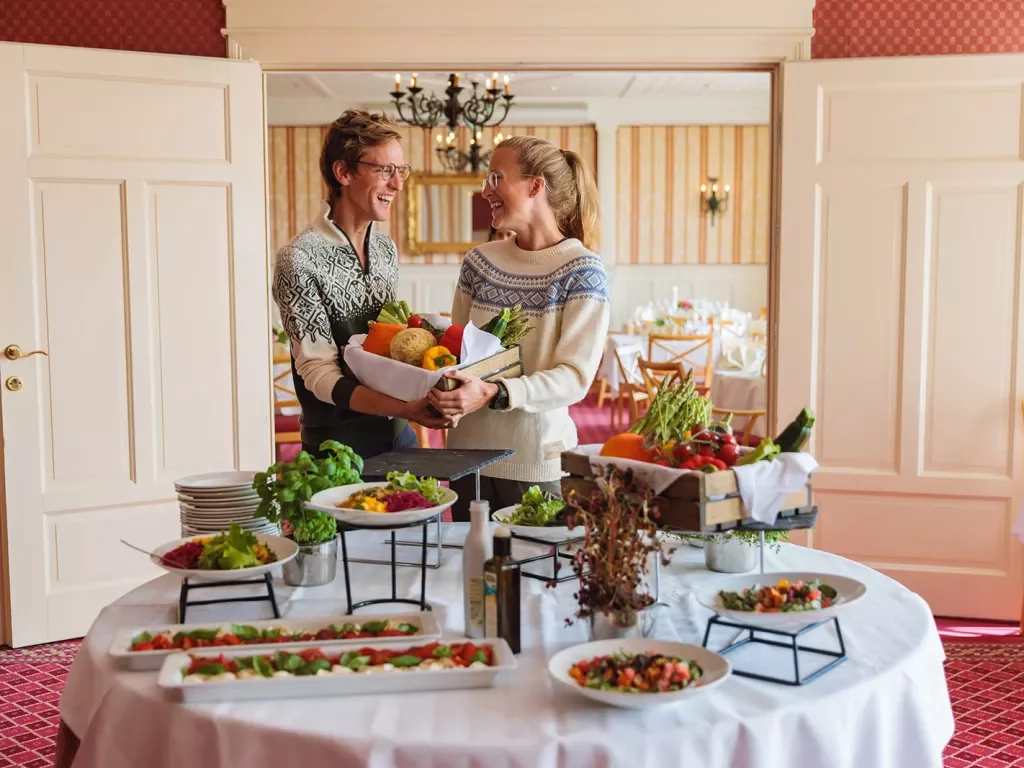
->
xmin=4 ymin=345 xmax=48 ymax=361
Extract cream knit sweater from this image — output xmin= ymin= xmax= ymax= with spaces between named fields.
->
xmin=445 ymin=237 xmax=610 ymax=482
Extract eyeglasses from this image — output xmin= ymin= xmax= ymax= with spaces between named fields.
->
xmin=357 ymin=161 xmax=412 ymax=181
xmin=481 ymin=170 xmax=543 ymax=192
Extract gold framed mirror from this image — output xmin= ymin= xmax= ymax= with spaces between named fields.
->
xmin=405 ymin=172 xmax=488 ymax=256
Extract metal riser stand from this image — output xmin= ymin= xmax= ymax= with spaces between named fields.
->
xmin=177 ymin=574 xmax=280 ymax=624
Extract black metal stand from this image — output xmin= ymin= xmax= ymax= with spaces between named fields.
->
xmin=339 ymin=514 xmax=437 ymax=614
xmin=177 ymin=573 xmax=280 ymax=624
xmin=510 ymin=531 xmax=584 ymax=584
xmin=701 ymin=614 xmax=847 ymax=686
xmin=359 ymin=448 xmax=514 ymax=569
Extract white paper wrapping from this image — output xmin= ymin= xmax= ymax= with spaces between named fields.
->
xmin=342 ymin=322 xmax=505 ymax=402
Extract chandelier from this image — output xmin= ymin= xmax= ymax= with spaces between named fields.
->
xmin=390 ymin=72 xmax=515 ymax=174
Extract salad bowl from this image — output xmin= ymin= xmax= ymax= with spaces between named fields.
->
xmin=696 ymin=571 xmax=868 ymax=628
xmin=307 ymin=481 xmax=458 ymax=527
xmin=149 ymin=532 xmax=298 ymax=582
xmin=491 ymin=506 xmax=574 ymax=542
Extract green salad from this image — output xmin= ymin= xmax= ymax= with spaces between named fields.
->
xmin=501 ymin=485 xmax=566 ymax=527
xmin=385 ymin=471 xmax=446 ymax=504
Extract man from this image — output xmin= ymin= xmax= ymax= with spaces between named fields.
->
xmin=273 ymin=109 xmax=449 ymax=459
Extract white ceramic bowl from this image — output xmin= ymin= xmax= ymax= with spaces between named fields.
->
xmin=149 ymin=533 xmax=298 ymax=582
xmin=548 ymin=638 xmax=731 ymax=709
xmin=491 ymin=506 xmax=575 ymax=542
xmin=696 ymin=571 xmax=868 ymax=628
xmin=174 ymin=471 xmax=258 ymax=492
xmin=306 ymin=482 xmax=457 ymax=528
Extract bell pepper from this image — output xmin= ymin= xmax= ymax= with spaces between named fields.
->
xmin=437 ymin=324 xmax=464 ymax=360
xmin=422 ymin=346 xmax=457 ymax=371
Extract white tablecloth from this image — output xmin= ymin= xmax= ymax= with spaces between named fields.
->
xmin=711 ymin=371 xmax=768 ymax=434
xmin=61 ymin=529 xmax=953 ymax=768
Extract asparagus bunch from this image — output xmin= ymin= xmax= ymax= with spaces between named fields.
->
xmin=628 ymin=370 xmax=711 ymax=446
xmin=500 ymin=304 xmax=534 ymax=346
xmin=377 ymin=300 xmax=413 ymax=326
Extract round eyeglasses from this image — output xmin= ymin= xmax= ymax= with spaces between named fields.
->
xmin=481 ymin=171 xmax=543 ymax=192
xmin=357 ymin=161 xmax=412 ymax=181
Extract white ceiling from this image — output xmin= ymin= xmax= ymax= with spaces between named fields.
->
xmin=266 ymin=71 xmax=771 ymax=102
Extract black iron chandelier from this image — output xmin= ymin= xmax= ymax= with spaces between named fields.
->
xmin=390 ymin=72 xmax=515 ymax=174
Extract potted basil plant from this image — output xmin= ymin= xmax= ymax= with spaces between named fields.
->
xmin=253 ymin=440 xmax=363 ymax=587
xmin=677 ymin=530 xmax=790 ymax=573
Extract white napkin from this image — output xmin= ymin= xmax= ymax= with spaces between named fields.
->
xmin=418 ymin=313 xmax=451 ymax=332
xmin=718 ymin=344 xmax=763 ymax=373
xmin=459 ymin=320 xmax=504 ymax=362
xmin=732 ymin=452 xmax=818 ymax=525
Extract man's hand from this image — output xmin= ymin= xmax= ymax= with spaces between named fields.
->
xmin=427 ymin=370 xmax=499 ymax=418
xmin=403 ymin=396 xmax=458 ymax=429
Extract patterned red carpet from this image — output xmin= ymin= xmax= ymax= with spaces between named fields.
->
xmin=0 ymin=637 xmax=1022 ymax=767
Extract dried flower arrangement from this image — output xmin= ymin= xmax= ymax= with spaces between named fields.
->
xmin=560 ymin=465 xmax=674 ymax=627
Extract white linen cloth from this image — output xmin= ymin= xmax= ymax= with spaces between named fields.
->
xmin=343 ymin=321 xmax=503 ymax=402
xmin=61 ymin=527 xmax=953 ymax=768
xmin=732 ymin=452 xmax=819 ymax=525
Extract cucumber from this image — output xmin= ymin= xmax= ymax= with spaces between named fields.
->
xmin=774 ymin=407 xmax=815 ymax=452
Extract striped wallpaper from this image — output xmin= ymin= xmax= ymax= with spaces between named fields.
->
xmin=615 ymin=125 xmax=770 ymax=266
xmin=268 ymin=124 xmax=597 ymax=265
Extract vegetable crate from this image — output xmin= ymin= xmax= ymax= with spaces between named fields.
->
xmin=559 ymin=450 xmax=817 ymax=533
xmin=434 ymin=345 xmax=523 ymax=392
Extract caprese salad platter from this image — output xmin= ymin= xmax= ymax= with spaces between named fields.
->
xmin=157 ymin=638 xmax=516 ymax=703
xmin=109 ymin=612 xmax=442 ymax=671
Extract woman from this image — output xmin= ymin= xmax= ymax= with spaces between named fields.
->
xmin=429 ymin=136 xmax=610 ymax=519
xmin=273 ymin=109 xmax=450 ymax=460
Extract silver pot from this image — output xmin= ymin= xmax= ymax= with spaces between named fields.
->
xmin=282 ymin=537 xmax=338 ymax=587
xmin=587 ymin=606 xmax=656 ymax=642
xmin=704 ymin=535 xmax=757 ymax=573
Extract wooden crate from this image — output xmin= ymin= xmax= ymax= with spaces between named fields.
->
xmin=560 ymin=449 xmax=815 ymax=533
xmin=435 ymin=346 xmax=523 ymax=392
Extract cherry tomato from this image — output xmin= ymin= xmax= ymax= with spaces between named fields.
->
xmin=698 ymin=445 xmax=715 ymax=457
xmin=717 ymin=443 xmax=740 ymax=465
xmin=407 ymin=316 xmax=424 ymax=328
xmin=673 ymin=443 xmax=693 ymax=460
xmin=132 ymin=642 xmax=154 ymax=652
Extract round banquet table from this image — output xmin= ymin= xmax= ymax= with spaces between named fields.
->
xmin=59 ymin=527 xmax=953 ymax=768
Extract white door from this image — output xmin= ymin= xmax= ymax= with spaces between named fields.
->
xmin=778 ymin=53 xmax=1024 ymax=620
xmin=0 ymin=44 xmax=272 ymax=647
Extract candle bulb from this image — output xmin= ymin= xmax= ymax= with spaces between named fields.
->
xmin=700 ymin=184 xmax=707 ymax=193
xmin=394 ymin=73 xmax=401 ymax=89
xmin=492 ymin=72 xmax=499 ymax=83
xmin=436 ymin=134 xmax=443 ymax=144
xmin=485 ymin=78 xmax=492 ymax=90
xmin=454 ymin=73 xmax=461 ymax=87
xmin=503 ymin=75 xmax=510 ymax=95
xmin=411 ymin=73 xmax=418 ymax=88
xmin=724 ymin=184 xmax=730 ymax=193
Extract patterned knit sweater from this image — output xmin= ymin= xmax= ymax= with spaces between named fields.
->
xmin=445 ymin=237 xmax=610 ymax=482
xmin=272 ymin=203 xmax=400 ymax=456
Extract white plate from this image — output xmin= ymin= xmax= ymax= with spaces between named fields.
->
xmin=696 ymin=571 xmax=868 ymax=629
xmin=109 ymin=612 xmax=442 ymax=671
xmin=158 ymin=637 xmax=515 ymax=702
xmin=148 ymin=533 xmax=298 ymax=582
xmin=179 ymin=505 xmax=263 ymax=518
xmin=174 ymin=471 xmax=258 ymax=491
xmin=548 ymin=639 xmax=731 ymax=709
xmin=491 ymin=506 xmax=574 ymax=542
xmin=306 ymin=482 xmax=457 ymax=528
xmin=178 ymin=496 xmax=260 ymax=509
xmin=180 ymin=523 xmax=277 ymax=533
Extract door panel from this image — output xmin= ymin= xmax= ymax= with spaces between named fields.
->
xmin=0 ymin=43 xmax=271 ymax=646
xmin=779 ymin=54 xmax=1024 ymax=620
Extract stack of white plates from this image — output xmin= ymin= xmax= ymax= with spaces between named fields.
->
xmin=174 ymin=471 xmax=280 ymax=538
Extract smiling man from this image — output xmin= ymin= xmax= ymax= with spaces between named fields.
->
xmin=273 ymin=109 xmax=450 ymax=460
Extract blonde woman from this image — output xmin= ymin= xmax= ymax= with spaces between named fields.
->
xmin=429 ymin=136 xmax=610 ymax=519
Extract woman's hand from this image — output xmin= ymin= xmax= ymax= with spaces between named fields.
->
xmin=402 ymin=396 xmax=457 ymax=429
xmin=427 ymin=370 xmax=499 ymax=418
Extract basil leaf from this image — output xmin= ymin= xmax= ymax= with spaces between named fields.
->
xmin=275 ymin=651 xmax=304 ymax=671
xmin=296 ymin=658 xmax=331 ymax=676
xmin=194 ymin=663 xmax=225 ymax=676
xmin=389 ymin=655 xmax=421 ymax=668
xmin=432 ymin=645 xmax=453 ymax=658
xmin=252 ymin=656 xmax=274 ymax=677
xmin=188 ymin=629 xmax=220 ymax=641
xmin=132 ymin=631 xmax=153 ymax=644
xmin=469 ymin=651 xmax=488 ymax=665
xmin=235 ymin=656 xmax=255 ymax=669
xmin=172 ymin=632 xmax=187 ymax=644
xmin=345 ymin=654 xmax=370 ymax=669
xmin=396 ymin=623 xmax=418 ymax=634
xmin=360 ymin=620 xmax=387 ymax=634
xmin=339 ymin=651 xmax=357 ymax=666
xmin=230 ymin=624 xmax=260 ymax=641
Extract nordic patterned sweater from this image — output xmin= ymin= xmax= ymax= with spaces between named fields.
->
xmin=446 ymin=237 xmax=611 ymax=482
xmin=272 ymin=203 xmax=399 ymax=457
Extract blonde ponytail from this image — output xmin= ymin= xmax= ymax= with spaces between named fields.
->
xmin=498 ymin=136 xmax=602 ymax=253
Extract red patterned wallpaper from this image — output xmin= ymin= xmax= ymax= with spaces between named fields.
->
xmin=0 ymin=0 xmax=226 ymax=57
xmin=813 ymin=0 xmax=1024 ymax=58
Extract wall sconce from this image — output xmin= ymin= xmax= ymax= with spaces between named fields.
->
xmin=700 ymin=176 xmax=730 ymax=226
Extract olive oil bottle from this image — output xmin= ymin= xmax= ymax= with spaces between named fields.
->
xmin=482 ymin=526 xmax=521 ymax=653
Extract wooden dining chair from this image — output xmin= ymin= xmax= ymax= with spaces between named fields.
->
xmin=272 ymin=355 xmax=301 ymax=459
xmin=711 ymin=406 xmax=767 ymax=447
xmin=637 ymin=359 xmax=688 ymax=401
xmin=647 ymin=332 xmax=714 ymax=396
xmin=611 ymin=344 xmax=648 ymax=430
